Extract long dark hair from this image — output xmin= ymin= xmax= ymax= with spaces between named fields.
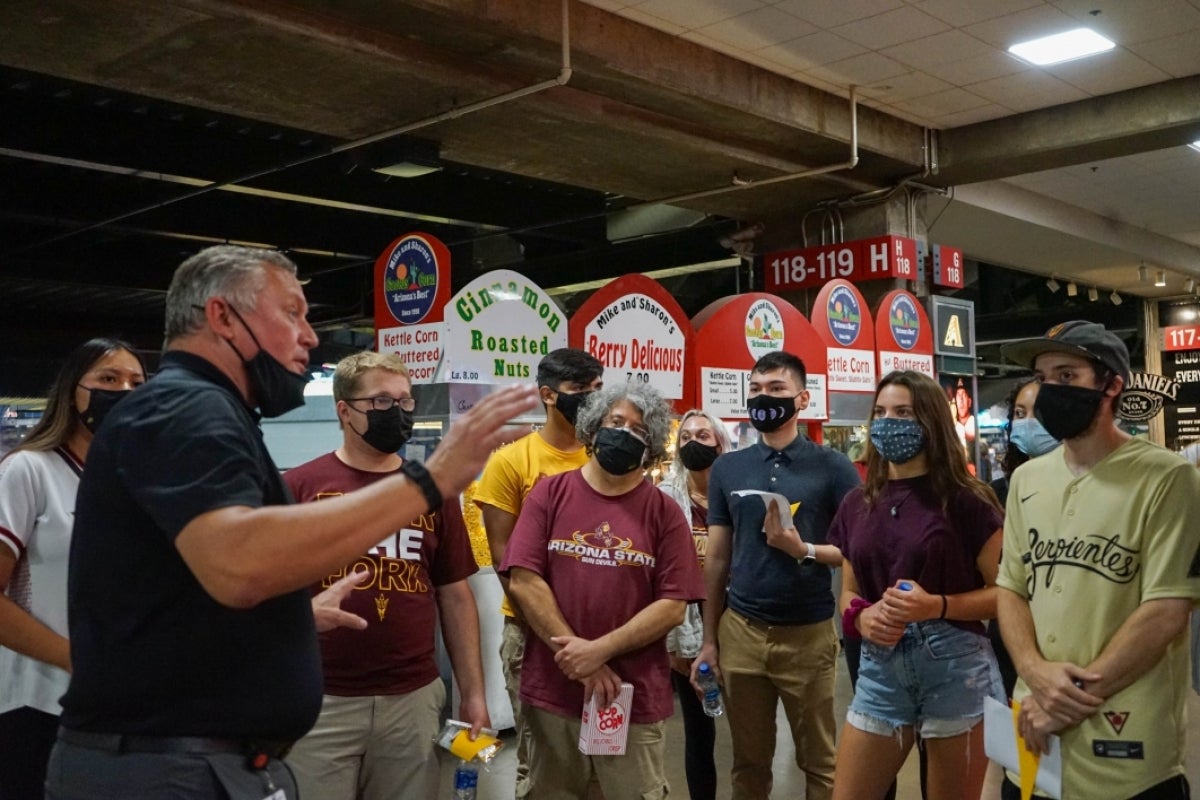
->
xmin=1001 ymin=377 xmax=1037 ymax=476
xmin=6 ymin=338 xmax=145 ymax=458
xmin=864 ymin=370 xmax=1001 ymax=514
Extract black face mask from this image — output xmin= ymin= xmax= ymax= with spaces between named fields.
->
xmin=593 ymin=427 xmax=647 ymax=476
xmin=77 ymin=387 xmax=134 ymax=434
xmin=746 ymin=393 xmax=798 ymax=432
xmin=225 ymin=304 xmax=310 ymax=418
xmin=678 ymin=440 xmax=719 ymax=471
xmin=350 ymin=406 xmax=414 ymax=454
xmin=554 ymin=390 xmax=593 ymax=427
xmin=1034 ymin=382 xmax=1108 ymax=441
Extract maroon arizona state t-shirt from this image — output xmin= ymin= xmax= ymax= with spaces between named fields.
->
xmin=501 ymin=470 xmax=705 ymax=723
xmin=284 ymin=452 xmax=477 ymax=695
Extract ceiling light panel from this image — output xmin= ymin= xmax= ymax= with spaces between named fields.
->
xmin=1008 ymin=28 xmax=1115 ymax=67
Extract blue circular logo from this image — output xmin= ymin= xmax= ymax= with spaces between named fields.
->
xmin=383 ymin=236 xmax=439 ymax=324
xmin=889 ymin=294 xmax=920 ymax=351
xmin=826 ymin=286 xmax=861 ymax=346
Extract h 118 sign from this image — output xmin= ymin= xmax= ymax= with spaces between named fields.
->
xmin=763 ymin=235 xmax=917 ymax=292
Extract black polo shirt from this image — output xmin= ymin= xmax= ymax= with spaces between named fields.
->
xmin=709 ymin=434 xmax=861 ymax=625
xmin=60 ymin=351 xmax=322 ymax=740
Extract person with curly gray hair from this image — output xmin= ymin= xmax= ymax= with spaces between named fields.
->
xmin=573 ymin=382 xmax=675 ymax=466
xmin=500 ymin=381 xmax=705 ymax=799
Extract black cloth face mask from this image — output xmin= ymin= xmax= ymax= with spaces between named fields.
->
xmin=678 ymin=440 xmax=719 ymax=471
xmin=554 ymin=390 xmax=593 ymax=427
xmin=224 ymin=304 xmax=310 ymax=418
xmin=746 ymin=393 xmax=798 ymax=432
xmin=1034 ymin=382 xmax=1108 ymax=441
xmin=349 ymin=406 xmax=414 ymax=454
xmin=593 ymin=427 xmax=647 ymax=475
xmin=77 ymin=387 xmax=134 ymax=434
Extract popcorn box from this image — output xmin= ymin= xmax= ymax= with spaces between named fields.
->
xmin=578 ymin=683 xmax=634 ymax=755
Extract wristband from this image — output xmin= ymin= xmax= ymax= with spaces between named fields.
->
xmin=939 ymin=594 xmax=948 ymax=620
xmin=400 ymin=459 xmax=443 ymax=514
xmin=841 ymin=597 xmax=871 ymax=640
xmin=797 ymin=542 xmax=816 ymax=564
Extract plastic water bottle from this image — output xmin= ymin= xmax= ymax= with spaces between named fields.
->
xmin=696 ymin=661 xmax=725 ymax=718
xmin=452 ymin=759 xmax=478 ymax=799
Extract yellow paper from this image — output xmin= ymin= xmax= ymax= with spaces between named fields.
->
xmin=1012 ymin=700 xmax=1040 ymax=800
xmin=449 ymin=729 xmax=502 ymax=761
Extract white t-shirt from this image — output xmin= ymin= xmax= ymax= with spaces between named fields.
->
xmin=0 ymin=446 xmax=82 ymax=715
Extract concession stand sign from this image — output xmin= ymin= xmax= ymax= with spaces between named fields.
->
xmin=810 ymin=279 xmax=878 ymax=393
xmin=762 ymin=235 xmax=918 ymax=292
xmin=436 ymin=269 xmax=568 ymax=386
xmin=691 ymin=292 xmax=827 ymax=422
xmin=568 ymin=274 xmax=696 ymax=411
xmin=874 ymin=289 xmax=935 ymax=378
xmin=374 ymin=232 xmax=452 ymax=384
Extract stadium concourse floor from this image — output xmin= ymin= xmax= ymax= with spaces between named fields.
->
xmin=441 ymin=650 xmax=1200 ymax=799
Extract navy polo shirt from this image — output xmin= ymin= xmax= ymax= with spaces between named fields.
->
xmin=60 ymin=351 xmax=322 ymax=740
xmin=708 ymin=434 xmax=861 ymax=625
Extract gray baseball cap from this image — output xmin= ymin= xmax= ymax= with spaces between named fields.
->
xmin=1001 ymin=320 xmax=1130 ymax=384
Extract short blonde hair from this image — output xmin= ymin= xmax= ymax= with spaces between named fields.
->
xmin=332 ymin=351 xmax=411 ymax=402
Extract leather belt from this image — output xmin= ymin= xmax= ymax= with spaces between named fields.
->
xmin=57 ymin=727 xmax=293 ymax=760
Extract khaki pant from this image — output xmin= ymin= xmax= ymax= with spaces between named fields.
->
xmin=718 ymin=610 xmax=838 ymax=800
xmin=286 ymin=678 xmax=445 ymax=800
xmin=501 ymin=616 xmax=533 ymax=798
xmin=525 ymin=705 xmax=667 ymax=799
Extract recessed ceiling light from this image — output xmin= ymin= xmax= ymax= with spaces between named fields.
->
xmin=1008 ymin=28 xmax=1115 ymax=66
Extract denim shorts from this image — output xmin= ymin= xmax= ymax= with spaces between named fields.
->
xmin=847 ymin=620 xmax=1004 ymax=739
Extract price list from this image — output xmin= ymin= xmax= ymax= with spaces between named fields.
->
xmin=701 ymin=367 xmax=749 ymax=418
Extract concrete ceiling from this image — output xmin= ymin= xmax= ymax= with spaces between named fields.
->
xmin=2 ymin=0 xmax=1200 ymax=391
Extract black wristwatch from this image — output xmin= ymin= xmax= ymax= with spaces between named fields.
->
xmin=400 ymin=459 xmax=444 ymax=514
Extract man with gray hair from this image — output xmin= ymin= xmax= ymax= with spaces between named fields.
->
xmin=47 ymin=245 xmax=537 ymax=799
xmin=500 ymin=382 xmax=705 ymax=799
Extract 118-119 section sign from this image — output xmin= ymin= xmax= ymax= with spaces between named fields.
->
xmin=762 ymin=235 xmax=918 ymax=292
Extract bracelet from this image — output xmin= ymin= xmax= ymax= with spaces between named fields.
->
xmin=939 ymin=594 xmax=948 ymax=620
xmin=400 ymin=459 xmax=443 ymax=514
xmin=841 ymin=597 xmax=871 ymax=640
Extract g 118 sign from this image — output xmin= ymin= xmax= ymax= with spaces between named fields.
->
xmin=763 ymin=235 xmax=917 ymax=292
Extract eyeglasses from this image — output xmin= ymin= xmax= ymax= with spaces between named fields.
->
xmin=346 ymin=395 xmax=416 ymax=412
xmin=603 ymin=419 xmax=649 ymax=442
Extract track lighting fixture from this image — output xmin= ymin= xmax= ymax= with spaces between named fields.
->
xmin=1186 ymin=278 xmax=1197 ymax=294
xmin=1087 ymin=286 xmax=1099 ymax=302
xmin=1155 ymin=269 xmax=1167 ymax=287
xmin=1110 ymin=290 xmax=1122 ymax=306
xmin=1066 ymin=282 xmax=1078 ymax=297
xmin=1046 ymin=277 xmax=1061 ymax=292
xmin=1138 ymin=264 xmax=1148 ymax=283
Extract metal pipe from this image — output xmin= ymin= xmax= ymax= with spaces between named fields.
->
xmin=18 ymin=0 xmax=574 ymax=253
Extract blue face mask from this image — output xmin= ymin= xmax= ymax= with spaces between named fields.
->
xmin=1009 ymin=417 xmax=1059 ymax=457
xmin=869 ymin=417 xmax=925 ymax=464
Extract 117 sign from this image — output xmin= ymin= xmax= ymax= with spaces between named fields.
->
xmin=763 ymin=235 xmax=917 ymax=292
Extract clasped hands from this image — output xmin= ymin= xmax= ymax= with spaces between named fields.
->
xmin=1018 ymin=661 xmax=1103 ymax=755
xmin=856 ymin=579 xmax=940 ymax=647
xmin=550 ymin=635 xmax=622 ymax=708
